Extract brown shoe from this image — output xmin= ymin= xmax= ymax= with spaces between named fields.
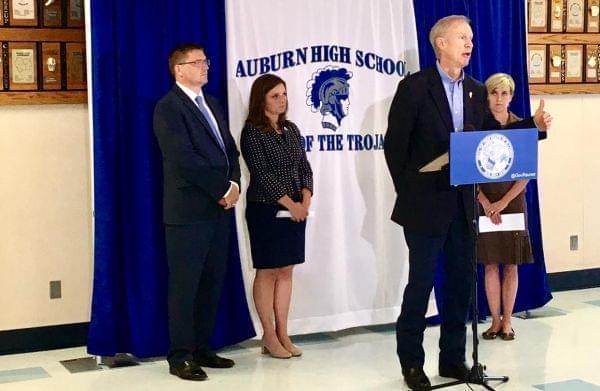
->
xmin=482 ymin=328 xmax=499 ymax=340
xmin=499 ymin=328 xmax=515 ymax=341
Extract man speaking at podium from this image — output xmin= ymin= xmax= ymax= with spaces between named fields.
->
xmin=384 ymin=15 xmax=551 ymax=390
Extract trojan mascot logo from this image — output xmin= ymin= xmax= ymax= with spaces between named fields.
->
xmin=306 ymin=67 xmax=352 ymax=131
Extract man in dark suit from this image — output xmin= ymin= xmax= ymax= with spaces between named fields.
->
xmin=384 ymin=15 xmax=551 ymax=390
xmin=153 ymin=43 xmax=241 ymax=381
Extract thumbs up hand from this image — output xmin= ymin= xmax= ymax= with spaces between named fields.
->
xmin=533 ymin=99 xmax=552 ymax=131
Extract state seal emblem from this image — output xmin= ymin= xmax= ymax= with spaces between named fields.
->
xmin=475 ymin=133 xmax=514 ymax=180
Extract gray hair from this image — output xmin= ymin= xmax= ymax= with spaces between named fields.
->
xmin=429 ymin=15 xmax=471 ymax=58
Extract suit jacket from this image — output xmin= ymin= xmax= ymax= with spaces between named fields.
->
xmin=153 ymin=84 xmax=241 ymax=224
xmin=384 ymin=66 xmax=542 ymax=236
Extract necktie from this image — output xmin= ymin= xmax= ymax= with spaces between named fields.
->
xmin=195 ymin=95 xmax=226 ymax=151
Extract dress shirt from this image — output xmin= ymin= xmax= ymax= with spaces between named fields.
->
xmin=435 ymin=61 xmax=464 ymax=132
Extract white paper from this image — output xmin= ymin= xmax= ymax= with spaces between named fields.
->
xmin=479 ymin=213 xmax=525 ymax=233
xmin=276 ymin=210 xmax=314 ymax=218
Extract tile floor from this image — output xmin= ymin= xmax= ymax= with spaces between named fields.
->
xmin=1 ymin=288 xmax=600 ymax=390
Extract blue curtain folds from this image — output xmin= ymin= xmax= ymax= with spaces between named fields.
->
xmin=413 ymin=0 xmax=552 ymax=317
xmin=88 ymin=0 xmax=551 ymax=356
xmin=87 ymin=0 xmax=255 ymax=357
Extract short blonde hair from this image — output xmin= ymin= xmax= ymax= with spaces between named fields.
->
xmin=485 ymin=73 xmax=515 ymax=95
xmin=429 ymin=15 xmax=470 ymax=58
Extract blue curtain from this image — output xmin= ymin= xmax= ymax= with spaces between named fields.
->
xmin=414 ymin=0 xmax=552 ymax=318
xmin=87 ymin=0 xmax=255 ymax=357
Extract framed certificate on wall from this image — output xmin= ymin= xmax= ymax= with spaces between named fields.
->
xmin=566 ymin=0 xmax=585 ymax=32
xmin=565 ymin=44 xmax=583 ymax=83
xmin=8 ymin=42 xmax=37 ymax=90
xmin=529 ymin=0 xmax=548 ymax=32
xmin=9 ymin=0 xmax=37 ymax=26
xmin=528 ymin=45 xmax=547 ymax=84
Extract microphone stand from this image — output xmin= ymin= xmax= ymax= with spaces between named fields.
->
xmin=431 ymin=185 xmax=509 ymax=390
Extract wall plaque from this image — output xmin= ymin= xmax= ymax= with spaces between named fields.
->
xmin=8 ymin=42 xmax=37 ymax=90
xmin=548 ymin=45 xmax=563 ymax=83
xmin=9 ymin=0 xmax=37 ymax=26
xmin=565 ymin=44 xmax=583 ymax=83
xmin=566 ymin=0 xmax=585 ymax=32
xmin=588 ymin=0 xmax=600 ymax=32
xmin=43 ymin=0 xmax=62 ymax=27
xmin=585 ymin=45 xmax=599 ymax=82
xmin=66 ymin=42 xmax=86 ymax=89
xmin=529 ymin=0 xmax=548 ymax=32
xmin=42 ymin=42 xmax=61 ymax=90
xmin=0 ymin=44 xmax=4 ymax=89
xmin=551 ymin=0 xmax=565 ymax=31
xmin=67 ymin=0 xmax=83 ymax=27
xmin=528 ymin=44 xmax=547 ymax=83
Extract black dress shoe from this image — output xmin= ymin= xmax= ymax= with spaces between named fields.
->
xmin=169 ymin=360 xmax=208 ymax=381
xmin=402 ymin=367 xmax=431 ymax=390
xmin=438 ymin=361 xmax=471 ymax=381
xmin=194 ymin=353 xmax=235 ymax=368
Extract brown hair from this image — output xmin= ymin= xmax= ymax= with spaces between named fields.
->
xmin=246 ymin=74 xmax=287 ymax=131
xmin=168 ymin=43 xmax=205 ymax=77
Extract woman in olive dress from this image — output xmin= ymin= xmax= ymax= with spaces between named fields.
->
xmin=478 ymin=73 xmax=533 ymax=341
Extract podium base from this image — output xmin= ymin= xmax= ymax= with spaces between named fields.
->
xmin=430 ymin=363 xmax=509 ymax=390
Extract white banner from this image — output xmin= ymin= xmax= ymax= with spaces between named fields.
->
xmin=226 ymin=0 xmax=436 ymax=335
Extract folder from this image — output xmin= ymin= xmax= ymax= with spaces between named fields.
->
xmin=418 ymin=152 xmax=449 ymax=173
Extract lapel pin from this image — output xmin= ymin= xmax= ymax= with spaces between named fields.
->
xmin=469 ymin=91 xmax=473 ymax=99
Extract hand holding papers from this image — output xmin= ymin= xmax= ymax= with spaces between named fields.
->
xmin=478 ymin=213 xmax=525 ymax=233
xmin=276 ymin=210 xmax=314 ymax=218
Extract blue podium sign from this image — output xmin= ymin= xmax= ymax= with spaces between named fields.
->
xmin=450 ymin=128 xmax=538 ymax=186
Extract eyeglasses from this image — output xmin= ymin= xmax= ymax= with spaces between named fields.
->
xmin=178 ymin=58 xmax=210 ymax=67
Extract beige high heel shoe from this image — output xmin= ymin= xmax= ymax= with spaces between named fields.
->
xmin=261 ymin=345 xmax=292 ymax=359
xmin=286 ymin=344 xmax=302 ymax=357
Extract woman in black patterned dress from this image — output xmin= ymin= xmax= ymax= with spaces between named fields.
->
xmin=241 ymin=74 xmax=313 ymax=359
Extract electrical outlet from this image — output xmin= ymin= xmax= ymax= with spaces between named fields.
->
xmin=50 ymin=280 xmax=62 ymax=299
xmin=570 ymin=235 xmax=578 ymax=251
